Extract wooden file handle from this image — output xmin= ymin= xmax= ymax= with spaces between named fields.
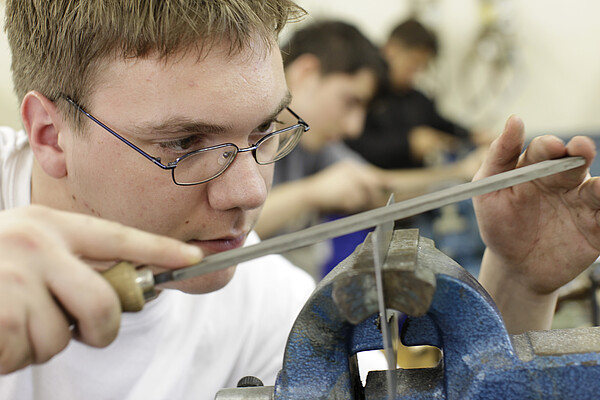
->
xmin=101 ymin=262 xmax=156 ymax=312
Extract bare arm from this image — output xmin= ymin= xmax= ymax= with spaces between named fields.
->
xmin=375 ymin=146 xmax=488 ymax=200
xmin=256 ymin=145 xmax=488 ymax=238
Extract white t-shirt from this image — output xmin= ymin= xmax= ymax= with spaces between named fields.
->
xmin=0 ymin=127 xmax=316 ymax=400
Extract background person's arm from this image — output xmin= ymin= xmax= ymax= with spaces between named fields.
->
xmin=256 ymin=160 xmax=387 ymax=238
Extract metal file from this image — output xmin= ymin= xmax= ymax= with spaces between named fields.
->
xmin=153 ymin=156 xmax=585 ymax=285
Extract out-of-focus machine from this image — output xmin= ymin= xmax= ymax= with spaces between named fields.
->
xmin=216 ymin=227 xmax=600 ymax=399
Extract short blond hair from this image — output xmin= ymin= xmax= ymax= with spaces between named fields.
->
xmin=4 ymin=0 xmax=304 ymax=123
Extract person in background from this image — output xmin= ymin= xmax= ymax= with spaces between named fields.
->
xmin=344 ymin=18 xmax=496 ymax=276
xmin=255 ymin=20 xmax=485 ymax=276
xmin=255 ymin=21 xmax=485 ymax=240
xmin=346 ymin=18 xmax=493 ymax=170
xmin=1 ymin=3 xmax=600 ymax=400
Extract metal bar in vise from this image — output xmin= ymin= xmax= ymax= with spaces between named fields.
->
xmin=372 ymin=194 xmax=397 ymax=400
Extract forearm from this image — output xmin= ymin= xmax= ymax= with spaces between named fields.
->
xmin=478 ymin=249 xmax=559 ymax=334
xmin=376 ymin=164 xmax=467 ymax=200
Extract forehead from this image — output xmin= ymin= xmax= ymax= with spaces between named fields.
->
xmin=87 ymin=40 xmax=288 ymax=129
xmin=390 ymin=43 xmax=433 ymax=61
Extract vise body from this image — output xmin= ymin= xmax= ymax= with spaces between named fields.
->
xmin=216 ymin=229 xmax=600 ymax=399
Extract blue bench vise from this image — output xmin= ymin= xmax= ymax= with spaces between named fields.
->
xmin=216 ymin=229 xmax=600 ymax=399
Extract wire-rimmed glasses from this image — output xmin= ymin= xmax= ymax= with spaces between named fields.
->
xmin=65 ymin=97 xmax=310 ymax=185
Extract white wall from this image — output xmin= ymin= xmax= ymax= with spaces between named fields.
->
xmin=2 ymin=1 xmax=600 ymax=137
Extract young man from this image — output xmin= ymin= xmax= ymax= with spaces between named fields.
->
xmin=346 ymin=18 xmax=492 ymax=170
xmin=255 ymin=21 xmax=485 ymax=241
xmin=0 ymin=1 xmax=316 ymax=399
xmin=1 ymin=3 xmax=600 ymax=400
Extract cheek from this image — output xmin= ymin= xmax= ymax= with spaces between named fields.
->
xmin=69 ymin=137 xmax=132 ymax=184
xmin=66 ymin=142 xmax=188 ymax=229
xmin=66 ymin=142 xmax=121 ymax=211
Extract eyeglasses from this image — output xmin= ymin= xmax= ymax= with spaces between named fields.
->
xmin=65 ymin=97 xmax=310 ymax=186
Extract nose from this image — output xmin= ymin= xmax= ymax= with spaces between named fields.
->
xmin=205 ymin=151 xmax=269 ymax=212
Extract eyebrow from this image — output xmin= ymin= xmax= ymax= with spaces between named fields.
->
xmin=131 ymin=91 xmax=293 ymax=138
xmin=262 ymin=91 xmax=293 ymax=125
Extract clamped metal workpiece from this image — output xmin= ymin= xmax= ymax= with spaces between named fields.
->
xmin=216 ymin=229 xmax=600 ymax=399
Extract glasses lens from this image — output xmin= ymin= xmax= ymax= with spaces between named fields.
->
xmin=173 ymin=145 xmax=237 ymax=184
xmin=255 ymin=125 xmax=304 ymax=164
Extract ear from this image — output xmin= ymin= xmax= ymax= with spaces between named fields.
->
xmin=285 ymin=53 xmax=323 ymax=91
xmin=21 ymin=91 xmax=68 ymax=178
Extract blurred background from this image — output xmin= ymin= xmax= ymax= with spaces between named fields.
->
xmin=281 ymin=0 xmax=600 ymax=138
xmin=0 ymin=1 xmax=19 ymax=128
xmin=2 ymin=0 xmax=600 ymax=136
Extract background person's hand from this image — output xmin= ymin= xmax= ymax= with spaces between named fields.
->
xmin=305 ymin=160 xmax=388 ymax=213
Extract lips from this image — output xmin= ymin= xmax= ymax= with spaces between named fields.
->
xmin=188 ymin=234 xmax=247 ymax=255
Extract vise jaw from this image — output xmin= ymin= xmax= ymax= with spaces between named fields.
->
xmin=216 ymin=229 xmax=600 ymax=399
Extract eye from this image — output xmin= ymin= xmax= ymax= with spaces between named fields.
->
xmin=159 ymin=136 xmax=203 ymax=152
xmin=257 ymin=119 xmax=282 ymax=134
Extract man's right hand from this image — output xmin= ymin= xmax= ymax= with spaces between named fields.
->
xmin=0 ymin=205 xmax=202 ymax=374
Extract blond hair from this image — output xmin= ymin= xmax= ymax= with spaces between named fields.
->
xmin=4 ymin=0 xmax=304 ymax=122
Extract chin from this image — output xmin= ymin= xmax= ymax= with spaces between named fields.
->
xmin=161 ymin=265 xmax=237 ymax=294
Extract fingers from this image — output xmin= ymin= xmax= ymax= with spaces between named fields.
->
xmin=473 ymin=115 xmax=525 ymax=181
xmin=45 ymin=251 xmax=121 ymax=348
xmin=0 ymin=278 xmax=33 ymax=374
xmin=522 ymin=135 xmax=596 ymax=190
xmin=0 ymin=235 xmax=122 ymax=374
xmin=0 ymin=204 xmax=204 ymax=374
xmin=20 ymin=284 xmax=72 ymax=366
xmin=72 ymin=218 xmax=203 ymax=267
xmin=566 ymin=135 xmax=597 ymax=162
xmin=27 ymin=206 xmax=203 ymax=268
xmin=351 ymin=164 xmax=389 ymax=210
xmin=0 ymin=261 xmax=71 ymax=374
xmin=524 ymin=135 xmax=595 ymax=166
xmin=474 ymin=115 xmax=596 ymax=192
